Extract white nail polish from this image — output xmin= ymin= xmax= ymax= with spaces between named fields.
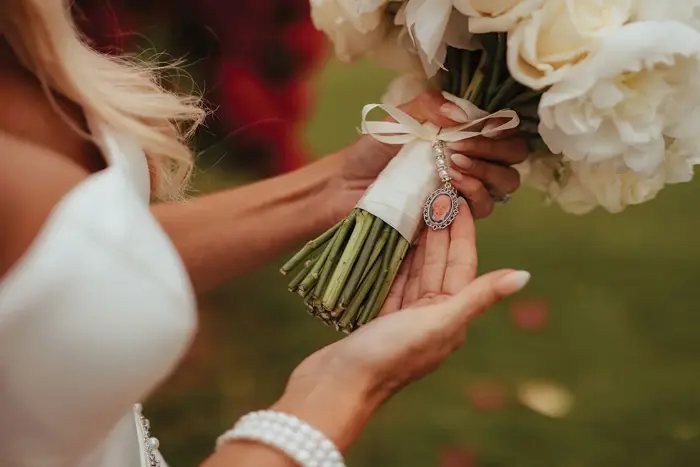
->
xmin=500 ymin=271 xmax=531 ymax=294
xmin=451 ymin=153 xmax=473 ymax=169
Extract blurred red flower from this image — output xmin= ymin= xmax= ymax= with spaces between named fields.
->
xmin=75 ymin=0 xmax=327 ymax=174
xmin=466 ymin=379 xmax=508 ymax=412
xmin=439 ymin=446 xmax=476 ymax=467
xmin=509 ymin=297 xmax=550 ymax=331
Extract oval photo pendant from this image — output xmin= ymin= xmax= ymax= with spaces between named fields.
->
xmin=423 ymin=185 xmax=459 ymax=230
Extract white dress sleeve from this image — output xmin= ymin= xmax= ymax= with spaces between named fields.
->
xmin=0 ymin=128 xmax=196 ymax=467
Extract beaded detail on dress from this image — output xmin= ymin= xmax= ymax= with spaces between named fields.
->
xmin=134 ymin=404 xmax=161 ymax=467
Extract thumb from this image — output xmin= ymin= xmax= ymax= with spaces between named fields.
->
xmin=447 ymin=269 xmax=531 ymax=325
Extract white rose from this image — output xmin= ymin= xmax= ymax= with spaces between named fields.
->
xmin=310 ymin=0 xmax=389 ymax=62
xmin=453 ymin=0 xmax=544 ymax=33
xmin=507 ymin=0 xmax=632 ymax=89
xmin=538 ymin=21 xmax=700 ymax=176
xmin=381 ymin=73 xmax=431 ymax=106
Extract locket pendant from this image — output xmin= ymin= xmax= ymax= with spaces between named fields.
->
xmin=424 ymin=183 xmax=460 ymax=230
xmin=423 ymin=141 xmax=459 ymax=230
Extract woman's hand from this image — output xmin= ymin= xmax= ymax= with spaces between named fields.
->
xmin=325 ymin=92 xmax=528 ymax=222
xmin=273 ymin=201 xmax=530 ymax=450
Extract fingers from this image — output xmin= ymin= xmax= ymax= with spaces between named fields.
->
xmin=447 ymin=136 xmax=528 ymax=165
xmin=449 ymin=169 xmax=495 ymax=219
xmin=419 ymin=221 xmax=450 ymax=298
xmin=451 ymin=154 xmax=521 ymax=196
xmin=402 ymin=229 xmax=427 ymax=306
xmin=387 ymin=93 xmax=529 ymax=168
xmin=380 ymin=249 xmax=414 ymax=316
xmin=446 ymin=269 xmax=532 ymax=326
xmin=395 ymin=92 xmax=468 ymax=128
xmin=442 ymin=199 xmax=477 ymax=296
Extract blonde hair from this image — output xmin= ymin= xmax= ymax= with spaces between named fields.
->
xmin=0 ymin=0 xmax=206 ymax=200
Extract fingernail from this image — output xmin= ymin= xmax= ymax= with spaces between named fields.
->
xmin=448 ymin=140 xmax=474 ymax=151
xmin=498 ymin=271 xmax=531 ymax=295
xmin=448 ymin=167 xmax=464 ymax=181
xmin=451 ymin=153 xmax=473 ymax=170
xmin=439 ymin=103 xmax=469 ymax=123
xmin=458 ymin=196 xmax=467 ymax=206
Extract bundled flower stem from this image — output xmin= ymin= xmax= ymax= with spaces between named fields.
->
xmin=282 ymin=33 xmax=535 ymax=332
xmin=282 ymin=207 xmax=409 ymax=333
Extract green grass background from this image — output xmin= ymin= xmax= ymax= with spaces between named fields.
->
xmin=148 ymin=59 xmax=700 ymax=467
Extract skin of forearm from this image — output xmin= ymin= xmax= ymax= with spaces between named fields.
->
xmin=200 ymin=370 xmax=384 ymax=467
xmin=154 ymin=154 xmax=343 ymax=293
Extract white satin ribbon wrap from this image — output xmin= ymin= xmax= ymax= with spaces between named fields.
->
xmin=357 ymin=91 xmax=520 ymax=241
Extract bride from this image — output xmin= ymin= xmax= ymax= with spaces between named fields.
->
xmin=0 ymin=1 xmax=531 ymax=466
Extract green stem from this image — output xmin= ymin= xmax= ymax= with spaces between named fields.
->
xmin=338 ymin=216 xmax=385 ymax=309
xmin=357 ymin=230 xmax=399 ymax=325
xmin=287 ymin=256 xmax=317 ymax=292
xmin=520 ymin=120 xmax=539 ymax=135
xmin=297 ymin=235 xmax=335 ymax=295
xmin=337 ymin=259 xmax=382 ymax=331
xmin=303 ymin=295 xmax=317 ymax=314
xmin=460 ymin=51 xmax=473 ymax=96
xmin=322 ymin=210 xmax=373 ymax=311
xmin=485 ymin=34 xmax=506 ymax=106
xmin=360 ymin=224 xmax=390 ymax=282
xmin=280 ymin=220 xmax=341 ymax=275
xmin=486 ymin=76 xmax=518 ymax=113
xmin=506 ymin=88 xmax=544 ymax=110
xmin=464 ymin=51 xmax=488 ymax=107
xmin=449 ymin=47 xmax=463 ymax=96
xmin=313 ymin=210 xmax=357 ymax=303
xmin=363 ymin=236 xmax=410 ymax=325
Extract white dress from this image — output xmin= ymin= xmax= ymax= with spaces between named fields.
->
xmin=0 ymin=117 xmax=198 ymax=467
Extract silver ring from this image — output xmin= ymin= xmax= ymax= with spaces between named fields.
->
xmin=492 ymin=194 xmax=511 ymax=205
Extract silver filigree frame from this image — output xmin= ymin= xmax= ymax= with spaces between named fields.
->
xmin=423 ymin=184 xmax=459 ymax=230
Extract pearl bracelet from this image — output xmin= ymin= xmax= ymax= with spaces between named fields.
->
xmin=216 ymin=410 xmax=346 ymax=467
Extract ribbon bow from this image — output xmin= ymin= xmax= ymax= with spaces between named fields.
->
xmin=360 ymin=91 xmax=520 ymax=145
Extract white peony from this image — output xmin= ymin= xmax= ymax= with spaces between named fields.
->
xmin=538 ymin=21 xmax=700 ymax=176
xmin=522 ymin=137 xmax=700 ymax=214
xmin=381 ymin=73 xmax=431 ymax=106
xmin=454 ymin=0 xmax=544 ymax=33
xmin=517 ymin=153 xmax=598 ymax=214
xmin=564 ymin=160 xmax=665 ymax=213
xmin=310 ymin=0 xmax=390 ymax=62
xmin=633 ymin=0 xmax=700 ymax=30
xmin=663 ymin=137 xmax=700 ymax=184
xmin=565 ymin=140 xmax=700 ymax=213
xmin=507 ymin=0 xmax=632 ymax=90
xmin=520 ymin=156 xmax=660 ymax=214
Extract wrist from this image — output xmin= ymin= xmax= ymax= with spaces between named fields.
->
xmin=311 ymin=152 xmax=349 ymax=227
xmin=271 ymin=370 xmax=384 ymax=451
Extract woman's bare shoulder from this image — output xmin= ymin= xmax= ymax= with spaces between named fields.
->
xmin=0 ymin=62 xmax=103 ymax=171
xmin=0 ymin=132 xmax=89 ymax=279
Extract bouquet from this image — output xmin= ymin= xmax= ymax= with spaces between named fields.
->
xmin=282 ymin=0 xmax=700 ymax=332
